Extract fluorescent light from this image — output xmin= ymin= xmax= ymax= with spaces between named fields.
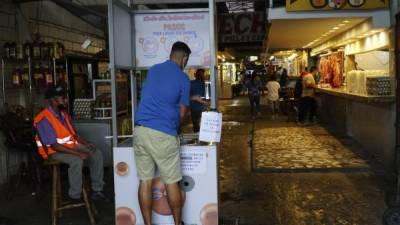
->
xmin=333 ymin=27 xmax=340 ymax=30
xmin=343 ymin=20 xmax=350 ymax=23
xmin=338 ymin=23 xmax=345 ymax=26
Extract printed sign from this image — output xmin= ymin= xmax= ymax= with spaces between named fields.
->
xmin=181 ymin=151 xmax=207 ymax=174
xmin=199 ymin=111 xmax=222 ymax=143
xmin=218 ymin=12 xmax=265 ymax=43
xmin=286 ymin=0 xmax=388 ymax=11
xmin=134 ymin=12 xmax=210 ymax=68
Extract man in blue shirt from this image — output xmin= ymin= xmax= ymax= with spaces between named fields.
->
xmin=190 ymin=69 xmax=209 ymax=132
xmin=134 ymin=41 xmax=191 ymax=225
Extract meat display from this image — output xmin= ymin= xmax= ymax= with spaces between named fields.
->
xmin=318 ymin=52 xmax=344 ymax=88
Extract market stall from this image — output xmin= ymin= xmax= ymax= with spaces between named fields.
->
xmin=107 ymin=0 xmax=219 ymax=224
xmin=311 ymin=20 xmax=395 ymax=168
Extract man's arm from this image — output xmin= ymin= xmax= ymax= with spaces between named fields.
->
xmin=51 ymin=143 xmax=88 ymax=159
xmin=190 ymin=95 xmax=210 ymax=106
xmin=180 ymin=104 xmax=189 ymax=124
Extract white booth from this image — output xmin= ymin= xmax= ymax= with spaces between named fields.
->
xmin=107 ymin=0 xmax=219 ymax=224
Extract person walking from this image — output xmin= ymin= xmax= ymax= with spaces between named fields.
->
xmin=190 ymin=69 xmax=209 ymax=133
xmin=266 ymin=74 xmax=281 ymax=119
xmin=34 ymin=85 xmax=106 ymax=201
xmin=133 ymin=41 xmax=191 ymax=225
xmin=298 ymin=66 xmax=318 ymax=124
xmin=244 ymin=73 xmax=264 ymax=119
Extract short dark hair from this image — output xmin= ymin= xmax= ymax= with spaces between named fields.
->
xmin=170 ymin=41 xmax=191 ymax=56
xmin=310 ymin=66 xmax=318 ymax=72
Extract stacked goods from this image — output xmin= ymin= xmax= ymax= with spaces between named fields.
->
xmin=366 ymin=76 xmax=392 ymax=96
xmin=73 ymin=99 xmax=94 ymax=120
xmin=346 ymin=70 xmax=391 ymax=96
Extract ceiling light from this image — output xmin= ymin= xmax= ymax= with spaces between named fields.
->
xmin=338 ymin=23 xmax=345 ymax=26
xmin=333 ymin=27 xmax=340 ymax=30
xmin=343 ymin=20 xmax=350 ymax=23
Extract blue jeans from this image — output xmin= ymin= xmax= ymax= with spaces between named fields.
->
xmin=248 ymin=94 xmax=260 ymax=116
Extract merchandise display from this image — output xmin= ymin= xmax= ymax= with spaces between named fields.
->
xmin=319 ymin=52 xmax=343 ymax=88
xmin=3 ymin=41 xmax=64 ymax=60
xmin=346 ymin=70 xmax=391 ymax=96
xmin=73 ymin=98 xmax=94 ymax=120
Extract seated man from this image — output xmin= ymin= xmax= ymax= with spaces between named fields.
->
xmin=34 ymin=85 xmax=106 ymax=201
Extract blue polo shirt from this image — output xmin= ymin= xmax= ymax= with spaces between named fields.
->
xmin=190 ymin=79 xmax=205 ymax=112
xmin=135 ymin=60 xmax=190 ymax=136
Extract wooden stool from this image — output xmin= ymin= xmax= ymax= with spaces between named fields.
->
xmin=45 ymin=160 xmax=96 ymax=225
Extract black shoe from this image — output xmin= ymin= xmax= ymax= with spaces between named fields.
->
xmin=66 ymin=196 xmax=83 ymax=205
xmin=91 ymin=191 xmax=109 ymax=202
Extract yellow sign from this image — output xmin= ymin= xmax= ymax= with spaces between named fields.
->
xmin=286 ymin=0 xmax=388 ymax=11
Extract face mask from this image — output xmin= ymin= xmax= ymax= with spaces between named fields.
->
xmin=57 ymin=104 xmax=67 ymax=111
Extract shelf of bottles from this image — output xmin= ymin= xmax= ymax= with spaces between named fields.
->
xmin=1 ymin=41 xmax=67 ymax=102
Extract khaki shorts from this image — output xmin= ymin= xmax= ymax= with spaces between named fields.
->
xmin=133 ymin=126 xmax=182 ymax=184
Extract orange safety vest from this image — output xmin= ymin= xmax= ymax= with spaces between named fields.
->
xmin=33 ymin=108 xmax=78 ymax=159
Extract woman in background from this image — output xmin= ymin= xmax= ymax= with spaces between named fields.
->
xmin=244 ymin=72 xmax=264 ymax=119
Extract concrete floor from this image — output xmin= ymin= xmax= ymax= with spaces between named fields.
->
xmin=0 ymin=97 xmax=393 ymax=225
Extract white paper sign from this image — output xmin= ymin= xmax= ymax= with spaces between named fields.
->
xmin=134 ymin=12 xmax=211 ymax=68
xmin=199 ymin=111 xmax=222 ymax=142
xmin=181 ymin=151 xmax=207 ymax=174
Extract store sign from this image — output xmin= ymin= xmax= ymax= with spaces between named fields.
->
xmin=135 ymin=12 xmax=210 ymax=68
xmin=218 ymin=12 xmax=266 ymax=43
xmin=286 ymin=0 xmax=388 ymax=11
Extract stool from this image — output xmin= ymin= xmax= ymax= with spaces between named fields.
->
xmin=45 ymin=160 xmax=96 ymax=225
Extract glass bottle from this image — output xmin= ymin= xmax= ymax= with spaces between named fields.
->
xmin=40 ymin=41 xmax=49 ymax=59
xmin=32 ymin=41 xmax=41 ymax=59
xmin=23 ymin=42 xmax=32 ymax=59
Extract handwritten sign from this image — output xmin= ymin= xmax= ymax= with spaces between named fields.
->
xmin=181 ymin=151 xmax=207 ymax=174
xmin=199 ymin=111 xmax=222 ymax=142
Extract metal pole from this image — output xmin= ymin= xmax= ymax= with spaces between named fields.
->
xmin=1 ymin=59 xmax=5 ymax=103
xmin=108 ymin=0 xmax=118 ymax=146
xmin=28 ymin=57 xmax=32 ymax=107
xmin=209 ymin=0 xmax=218 ymax=110
xmin=130 ymin=70 xmax=136 ymax=134
xmin=53 ymin=58 xmax=57 ymax=85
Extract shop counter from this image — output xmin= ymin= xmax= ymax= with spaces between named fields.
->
xmin=315 ymin=87 xmax=395 ymax=169
xmin=113 ymin=138 xmax=218 ymax=225
xmin=74 ymin=119 xmax=113 ymax=166
xmin=315 ymin=87 xmax=395 ymax=104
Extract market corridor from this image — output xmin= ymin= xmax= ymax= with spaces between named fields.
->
xmin=218 ymin=97 xmax=389 ymax=225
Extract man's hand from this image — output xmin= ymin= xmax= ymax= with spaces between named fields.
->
xmin=86 ymin=142 xmax=96 ymax=150
xmin=78 ymin=152 xmax=89 ymax=160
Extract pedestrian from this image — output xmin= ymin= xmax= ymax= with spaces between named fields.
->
xmin=244 ymin=72 xmax=264 ymax=119
xmin=266 ymin=73 xmax=281 ymax=119
xmin=33 ymin=84 xmax=106 ymax=202
xmin=279 ymin=68 xmax=288 ymax=87
xmin=190 ymin=69 xmax=210 ymax=133
xmin=298 ymin=66 xmax=318 ymax=124
xmin=133 ymin=41 xmax=191 ymax=225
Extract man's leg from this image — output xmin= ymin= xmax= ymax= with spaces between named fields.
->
xmin=254 ymin=95 xmax=261 ymax=115
xmin=138 ymin=180 xmax=153 ymax=225
xmin=133 ymin=126 xmax=156 ymax=225
xmin=248 ymin=95 xmax=255 ymax=116
xmin=309 ymin=97 xmax=317 ymax=122
xmin=50 ymin=153 xmax=83 ymax=199
xmin=298 ymin=97 xmax=305 ymax=122
xmin=87 ymin=149 xmax=104 ymax=192
xmin=166 ymin=182 xmax=182 ymax=225
xmin=191 ymin=110 xmax=202 ymax=133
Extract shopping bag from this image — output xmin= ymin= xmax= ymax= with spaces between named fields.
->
xmin=199 ymin=111 xmax=222 ymax=142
